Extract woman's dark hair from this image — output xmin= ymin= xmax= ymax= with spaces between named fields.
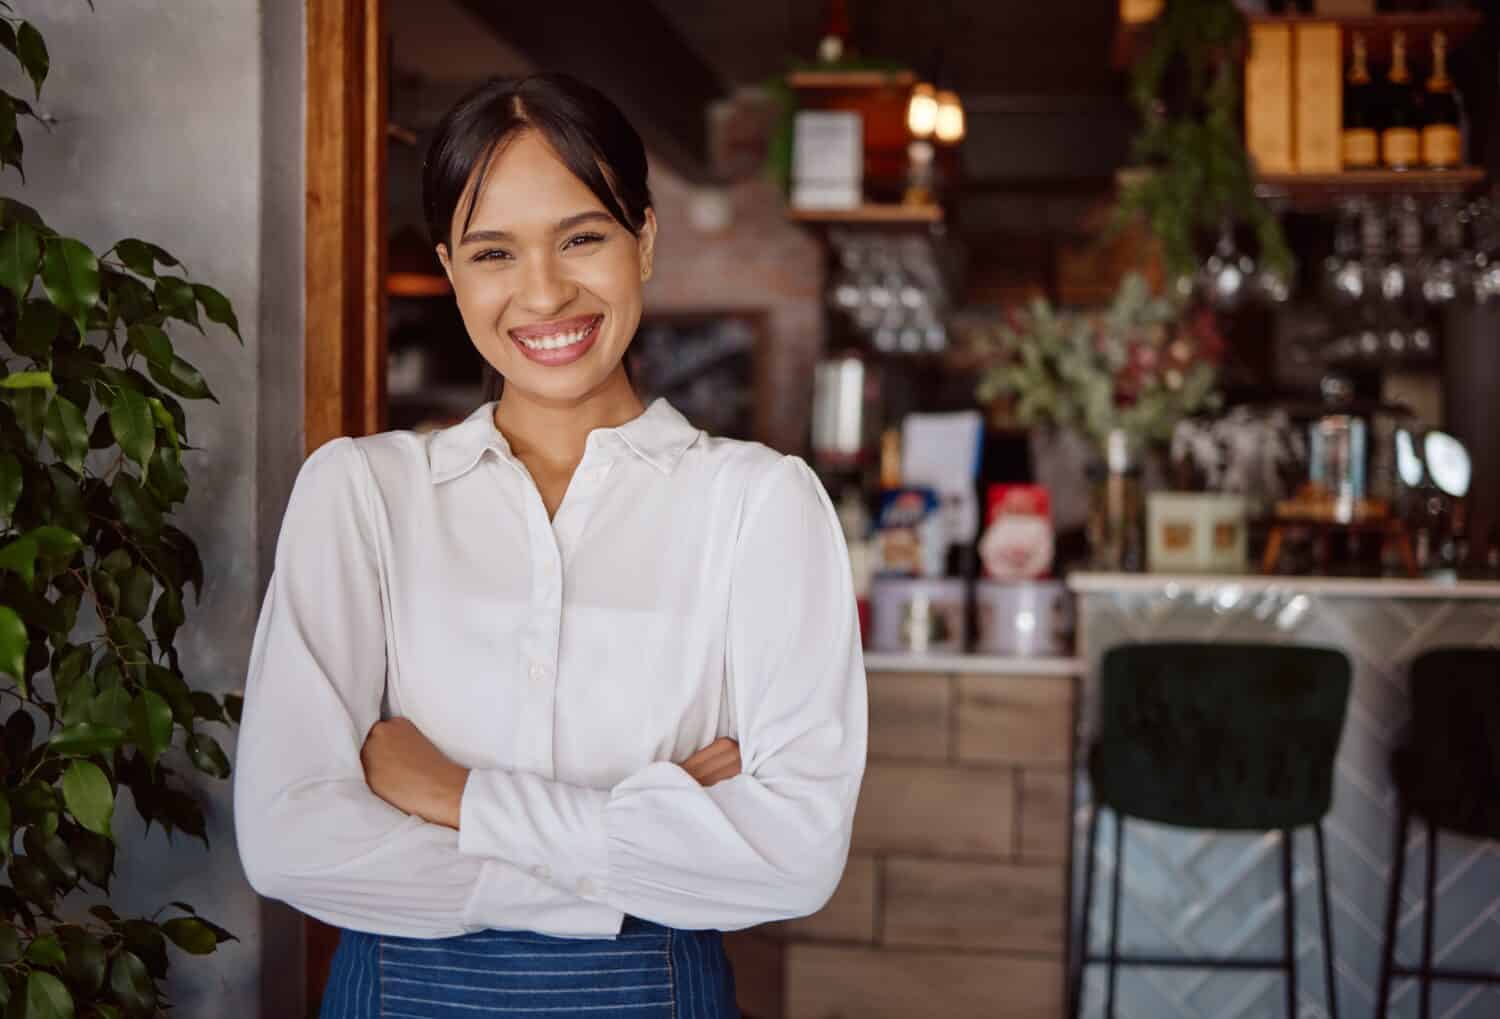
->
xmin=422 ymin=72 xmax=653 ymax=251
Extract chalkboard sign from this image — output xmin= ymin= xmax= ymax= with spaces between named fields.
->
xmin=627 ymin=311 xmax=766 ymax=442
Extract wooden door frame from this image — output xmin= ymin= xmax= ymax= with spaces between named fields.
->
xmin=304 ymin=0 xmax=386 ymax=1012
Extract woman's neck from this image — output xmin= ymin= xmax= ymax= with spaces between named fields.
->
xmin=491 ymin=369 xmax=646 ymax=475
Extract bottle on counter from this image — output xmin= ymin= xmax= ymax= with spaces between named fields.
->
xmin=1421 ymin=31 xmax=1463 ymax=170
xmin=1342 ymin=34 xmax=1380 ymax=170
xmin=1380 ymin=31 xmax=1422 ymax=171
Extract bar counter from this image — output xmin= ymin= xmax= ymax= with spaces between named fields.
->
xmin=725 ymin=653 xmax=1084 ymax=1019
xmin=1067 ymin=572 xmax=1500 ymax=1019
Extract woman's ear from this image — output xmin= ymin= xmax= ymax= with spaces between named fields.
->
xmin=638 ymin=208 xmax=657 ymax=281
xmin=435 ymin=244 xmax=453 ymax=283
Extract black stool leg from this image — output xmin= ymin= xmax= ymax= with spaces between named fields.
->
xmin=1069 ymin=804 xmax=1100 ymax=1019
xmin=1281 ymin=829 xmax=1298 ymax=1019
xmin=1376 ymin=804 xmax=1410 ymax=1019
xmin=1419 ymin=820 xmax=1439 ymax=1019
xmin=1105 ymin=812 xmax=1125 ymax=1019
xmin=1314 ymin=822 xmax=1340 ymax=1019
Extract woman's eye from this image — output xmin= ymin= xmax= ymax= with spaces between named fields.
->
xmin=563 ymin=232 xmax=605 ymax=250
xmin=471 ymin=248 xmax=510 ymax=263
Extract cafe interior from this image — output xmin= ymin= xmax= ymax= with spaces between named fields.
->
xmin=352 ymin=0 xmax=1500 ymax=1017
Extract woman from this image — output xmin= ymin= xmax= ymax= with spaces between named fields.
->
xmin=233 ymin=72 xmax=867 ymax=1018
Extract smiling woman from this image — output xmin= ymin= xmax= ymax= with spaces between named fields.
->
xmin=236 ymin=71 xmax=868 ymax=1019
xmin=424 ymin=75 xmax=656 ymax=407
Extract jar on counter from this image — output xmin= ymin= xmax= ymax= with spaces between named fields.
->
xmin=869 ymin=577 xmax=967 ymax=654
xmin=973 ymin=580 xmax=1073 ymax=657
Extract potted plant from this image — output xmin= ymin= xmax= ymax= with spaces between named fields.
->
xmin=964 ymin=273 xmax=1226 ymax=569
xmin=0 ymin=6 xmax=240 ymax=1015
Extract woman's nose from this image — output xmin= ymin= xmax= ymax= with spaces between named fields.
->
xmin=515 ymin=254 xmax=577 ymax=316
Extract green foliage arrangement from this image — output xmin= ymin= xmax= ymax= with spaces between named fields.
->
xmin=967 ymin=274 xmax=1225 ymax=451
xmin=0 ymin=4 xmax=241 ymax=1016
xmin=1114 ymin=0 xmax=1293 ymax=281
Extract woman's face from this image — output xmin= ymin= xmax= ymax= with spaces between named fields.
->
xmin=436 ymin=130 xmax=656 ymax=406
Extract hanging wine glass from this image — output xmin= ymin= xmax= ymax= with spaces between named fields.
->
xmin=1198 ymin=220 xmax=1254 ymax=311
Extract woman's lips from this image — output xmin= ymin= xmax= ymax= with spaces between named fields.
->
xmin=509 ymin=314 xmax=602 ymax=367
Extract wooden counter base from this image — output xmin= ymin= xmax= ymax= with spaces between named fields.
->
xmin=726 ymin=663 xmax=1079 ymax=1019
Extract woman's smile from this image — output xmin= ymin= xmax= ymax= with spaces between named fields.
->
xmin=508 ymin=313 xmax=603 ymax=366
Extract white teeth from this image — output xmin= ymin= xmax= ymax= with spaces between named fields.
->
xmin=516 ymin=320 xmax=596 ymax=351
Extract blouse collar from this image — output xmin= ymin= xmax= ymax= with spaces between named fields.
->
xmin=428 ymin=396 xmax=702 ymax=485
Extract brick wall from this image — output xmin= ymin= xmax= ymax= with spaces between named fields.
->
xmin=644 ymin=163 xmax=825 ymax=455
xmin=726 ymin=669 xmax=1078 ymax=1019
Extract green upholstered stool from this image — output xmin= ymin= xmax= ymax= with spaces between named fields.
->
xmin=1068 ymin=642 xmax=1352 ymax=1019
xmin=1375 ymin=647 xmax=1500 ymax=1019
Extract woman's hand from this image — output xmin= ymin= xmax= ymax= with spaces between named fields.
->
xmin=678 ymin=737 xmax=741 ymax=787
xmin=361 ymin=717 xmax=470 ymax=830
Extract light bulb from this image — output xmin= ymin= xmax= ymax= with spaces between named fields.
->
xmin=907 ymin=82 xmax=937 ymax=139
xmin=934 ymin=90 xmax=965 ymax=144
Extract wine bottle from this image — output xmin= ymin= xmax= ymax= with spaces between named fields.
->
xmin=1380 ymin=32 xmax=1421 ymax=171
xmin=1342 ymin=34 xmax=1379 ymax=170
xmin=1421 ymin=31 xmax=1463 ymax=169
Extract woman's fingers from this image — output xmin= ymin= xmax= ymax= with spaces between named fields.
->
xmin=679 ymin=738 xmax=741 ymax=787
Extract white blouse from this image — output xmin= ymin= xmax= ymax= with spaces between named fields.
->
xmin=233 ymin=397 xmax=868 ymax=940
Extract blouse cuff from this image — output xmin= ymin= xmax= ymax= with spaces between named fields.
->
xmin=457 ymin=769 xmax=613 ymax=902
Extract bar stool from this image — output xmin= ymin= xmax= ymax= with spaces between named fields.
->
xmin=1068 ymin=642 xmax=1351 ymax=1019
xmin=1375 ymin=647 xmax=1500 ymax=1019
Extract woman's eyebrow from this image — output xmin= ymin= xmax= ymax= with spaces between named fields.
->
xmin=460 ymin=211 xmax=614 ymax=246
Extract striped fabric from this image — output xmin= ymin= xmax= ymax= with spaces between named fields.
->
xmin=320 ymin=916 xmax=740 ymax=1017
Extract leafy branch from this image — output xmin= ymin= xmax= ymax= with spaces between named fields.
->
xmin=0 ymin=4 xmax=242 ymax=1016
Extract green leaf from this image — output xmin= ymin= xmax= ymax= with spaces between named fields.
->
xmin=106 ymin=616 xmax=148 ymax=657
xmin=40 ymin=237 xmax=101 ymax=337
xmin=15 ymin=22 xmax=48 ymax=99
xmin=112 ymin=239 xmax=155 ymax=278
xmin=0 ymin=369 xmax=55 ymax=389
xmin=62 ymin=760 xmax=114 ymax=838
xmin=24 ymin=970 xmax=73 ymax=1019
xmin=22 ymin=826 xmax=77 ymax=885
xmin=25 ymin=933 xmax=66 ymax=968
xmin=145 ymin=397 xmax=179 ymax=450
xmin=108 ymin=387 xmax=155 ymax=469
xmin=150 ymin=583 xmax=183 ymax=648
xmin=192 ymin=283 xmax=241 ymax=341
xmin=161 ymin=917 xmax=216 ymax=955
xmin=5 ymin=385 xmax=48 ymax=451
xmin=57 ymin=926 xmax=107 ymax=995
xmin=0 ymin=451 xmax=20 ymax=520
xmin=153 ymin=276 xmax=198 ymax=329
xmin=0 ymin=220 xmax=40 ymax=299
xmin=71 ymin=829 xmax=114 ymax=890
xmin=90 ymin=685 xmax=131 ymax=730
xmin=223 ymin=693 xmax=242 ymax=724
xmin=16 ymin=297 xmax=62 ymax=359
xmin=146 ymin=442 xmax=187 ymax=505
xmin=0 ymin=925 xmax=17 ymax=964
xmin=186 ymin=734 xmax=230 ymax=780
xmin=124 ymin=324 xmax=172 ymax=368
xmin=0 ymin=604 xmax=27 ymax=686
xmin=28 ymin=525 xmax=81 ymax=558
xmin=116 ymin=566 xmax=154 ymax=622
xmin=60 ymin=675 xmax=96 ymax=727
xmin=43 ymin=394 xmax=88 ymax=474
xmin=146 ymin=354 xmax=214 ymax=402
xmin=0 ymin=533 xmax=38 ymax=584
xmin=130 ymin=690 xmax=172 ymax=765
xmin=47 ymin=723 xmax=126 ymax=758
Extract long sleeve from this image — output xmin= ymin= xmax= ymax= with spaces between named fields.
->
xmin=233 ymin=437 xmax=623 ymax=939
xmin=458 ymin=454 xmax=868 ymax=930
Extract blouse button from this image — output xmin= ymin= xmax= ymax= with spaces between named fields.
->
xmin=529 ymin=662 xmax=548 ymax=682
xmin=576 ymin=877 xmax=597 ymax=897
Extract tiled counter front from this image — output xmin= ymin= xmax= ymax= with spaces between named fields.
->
xmin=725 ymin=655 xmax=1081 ymax=1019
xmin=1069 ymin=575 xmax=1500 ymax=1019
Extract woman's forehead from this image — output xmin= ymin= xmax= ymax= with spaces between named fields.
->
xmin=462 ymin=131 xmax=607 ymax=229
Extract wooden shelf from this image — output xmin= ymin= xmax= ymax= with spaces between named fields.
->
xmin=786 ymin=70 xmax=916 ymax=92
xmin=788 ymin=203 xmax=942 ymax=226
xmin=1112 ymin=9 xmax=1485 ymax=70
xmin=1256 ymin=167 xmax=1487 ymax=206
xmin=386 ymin=272 xmax=450 ymax=298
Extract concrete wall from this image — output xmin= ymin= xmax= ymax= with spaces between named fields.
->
xmin=7 ymin=2 xmax=305 ymax=1016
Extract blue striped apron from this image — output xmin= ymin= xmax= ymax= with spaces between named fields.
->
xmin=319 ymin=916 xmax=740 ymax=1017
